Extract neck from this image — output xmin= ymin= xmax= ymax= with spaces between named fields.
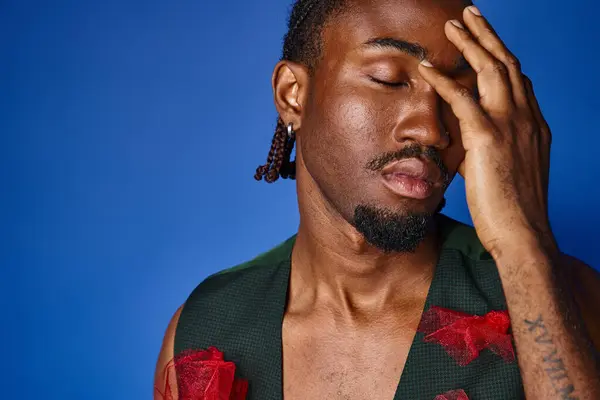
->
xmin=289 ymin=166 xmax=442 ymax=319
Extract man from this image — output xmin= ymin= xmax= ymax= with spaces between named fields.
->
xmin=155 ymin=0 xmax=600 ymax=399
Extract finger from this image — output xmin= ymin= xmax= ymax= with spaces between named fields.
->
xmin=523 ymin=76 xmax=550 ymax=140
xmin=445 ymin=19 xmax=513 ymax=113
xmin=463 ymin=6 xmax=529 ymax=110
xmin=418 ymin=61 xmax=493 ymax=144
xmin=524 ymin=77 xmax=551 ymax=192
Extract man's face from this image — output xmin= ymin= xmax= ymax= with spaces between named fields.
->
xmin=296 ymin=0 xmax=475 ymax=250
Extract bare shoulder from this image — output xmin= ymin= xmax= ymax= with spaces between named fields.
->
xmin=154 ymin=305 xmax=184 ymax=400
xmin=561 ymin=254 xmax=600 ymax=350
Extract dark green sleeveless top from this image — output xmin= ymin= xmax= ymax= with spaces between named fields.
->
xmin=175 ymin=214 xmax=524 ymax=399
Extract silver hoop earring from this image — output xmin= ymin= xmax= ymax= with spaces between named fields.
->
xmin=287 ymin=122 xmax=295 ymax=138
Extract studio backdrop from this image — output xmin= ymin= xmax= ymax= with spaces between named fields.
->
xmin=2 ymin=0 xmax=598 ymax=398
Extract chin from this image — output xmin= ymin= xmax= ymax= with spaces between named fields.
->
xmin=351 ymin=203 xmax=437 ymax=253
xmin=374 ymin=193 xmax=444 ymax=216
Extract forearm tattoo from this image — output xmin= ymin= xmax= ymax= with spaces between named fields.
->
xmin=524 ymin=314 xmax=578 ymax=399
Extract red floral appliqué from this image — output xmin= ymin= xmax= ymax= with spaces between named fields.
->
xmin=434 ymin=389 xmax=469 ymax=400
xmin=155 ymin=347 xmax=248 ymax=400
xmin=418 ymin=306 xmax=515 ymax=366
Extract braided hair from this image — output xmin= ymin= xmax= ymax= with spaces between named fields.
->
xmin=255 ymin=0 xmax=346 ymax=183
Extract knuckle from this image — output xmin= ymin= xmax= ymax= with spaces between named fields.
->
xmin=540 ymin=124 xmax=552 ymax=145
xmin=484 ymin=130 xmax=504 ymax=147
xmin=514 ymin=115 xmax=536 ymax=134
xmin=513 ymin=112 xmax=531 ymax=126
xmin=488 ymin=60 xmax=508 ymax=76
xmin=521 ymin=121 xmax=537 ymax=135
xmin=455 ymin=87 xmax=474 ymax=100
xmin=504 ymin=54 xmax=521 ymax=71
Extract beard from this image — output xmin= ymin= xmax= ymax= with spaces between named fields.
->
xmin=353 ymin=143 xmax=450 ymax=253
xmin=352 ymin=198 xmax=446 ymax=253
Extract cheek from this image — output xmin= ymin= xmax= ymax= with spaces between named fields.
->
xmin=308 ymin=88 xmax=381 ymax=172
xmin=332 ymin=94 xmax=379 ymax=150
xmin=298 ymin=87 xmax=386 ymax=214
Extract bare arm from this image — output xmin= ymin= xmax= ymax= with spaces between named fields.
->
xmin=563 ymin=256 xmax=600 ymax=357
xmin=154 ymin=306 xmax=183 ymax=400
xmin=567 ymin=257 xmax=600 ymax=352
xmin=417 ymin=5 xmax=600 ymax=398
xmin=494 ymin=248 xmax=600 ymax=399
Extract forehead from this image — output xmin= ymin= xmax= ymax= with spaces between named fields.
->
xmin=322 ymin=0 xmax=469 ymax=68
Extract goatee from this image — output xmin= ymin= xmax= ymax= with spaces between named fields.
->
xmin=352 ymin=204 xmax=443 ymax=253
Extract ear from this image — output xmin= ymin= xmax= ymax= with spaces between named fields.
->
xmin=272 ymin=60 xmax=309 ymax=130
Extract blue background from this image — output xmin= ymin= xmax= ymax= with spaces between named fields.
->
xmin=2 ymin=0 xmax=598 ymax=398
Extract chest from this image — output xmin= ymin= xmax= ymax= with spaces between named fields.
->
xmin=281 ymin=317 xmax=420 ymax=400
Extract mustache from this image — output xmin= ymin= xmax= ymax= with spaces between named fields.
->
xmin=365 ymin=145 xmax=451 ymax=187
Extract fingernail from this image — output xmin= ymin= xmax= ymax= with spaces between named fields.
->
xmin=449 ymin=19 xmax=465 ymax=29
xmin=420 ymin=59 xmax=433 ymax=67
xmin=467 ymin=6 xmax=482 ymax=16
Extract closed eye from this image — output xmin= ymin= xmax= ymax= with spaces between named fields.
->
xmin=369 ymin=76 xmax=409 ymax=88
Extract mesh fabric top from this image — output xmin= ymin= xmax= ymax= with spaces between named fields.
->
xmin=174 ymin=214 xmax=524 ymax=399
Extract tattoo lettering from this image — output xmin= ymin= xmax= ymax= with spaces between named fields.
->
xmin=525 ymin=315 xmax=554 ymax=344
xmin=556 ymin=385 xmax=577 ymax=400
xmin=543 ymin=349 xmax=569 ymax=381
xmin=524 ymin=315 xmax=579 ymax=399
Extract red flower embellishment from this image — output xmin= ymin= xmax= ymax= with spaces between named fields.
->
xmin=418 ymin=306 xmax=515 ymax=366
xmin=434 ymin=389 xmax=469 ymax=400
xmin=156 ymin=347 xmax=248 ymax=400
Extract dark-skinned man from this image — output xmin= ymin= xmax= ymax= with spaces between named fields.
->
xmin=155 ymin=1 xmax=600 ymax=399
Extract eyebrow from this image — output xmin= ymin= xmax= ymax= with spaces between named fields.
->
xmin=362 ymin=37 xmax=472 ymax=73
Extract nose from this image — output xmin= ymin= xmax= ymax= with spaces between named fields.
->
xmin=391 ymin=86 xmax=450 ymax=150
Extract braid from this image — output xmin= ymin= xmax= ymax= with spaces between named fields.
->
xmin=280 ymin=125 xmax=296 ymax=179
xmin=254 ymin=118 xmax=296 ymax=182
xmin=283 ymin=0 xmax=319 ymax=61
xmin=289 ymin=0 xmax=317 ymax=31
xmin=255 ymin=0 xmax=346 ymax=183
xmin=253 ymin=125 xmax=279 ymax=182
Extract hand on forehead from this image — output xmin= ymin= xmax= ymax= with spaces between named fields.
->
xmin=320 ymin=0 xmax=473 ymax=74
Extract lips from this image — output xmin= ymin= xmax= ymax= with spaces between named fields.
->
xmin=381 ymin=158 xmax=441 ymax=184
xmin=380 ymin=158 xmax=441 ymax=200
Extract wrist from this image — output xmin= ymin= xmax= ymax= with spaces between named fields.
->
xmin=490 ymin=231 xmax=559 ymax=272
